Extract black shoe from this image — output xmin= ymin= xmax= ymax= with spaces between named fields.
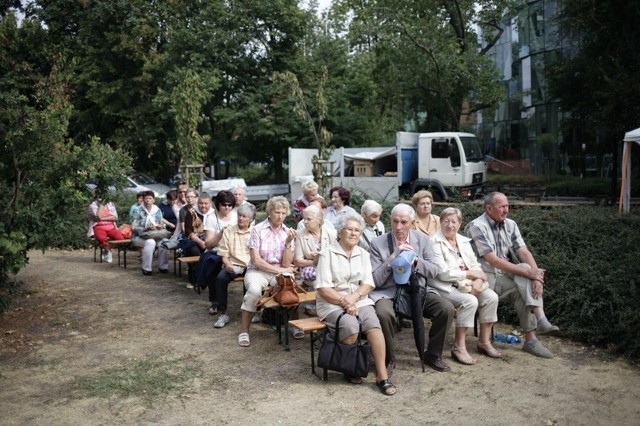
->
xmin=142 ymin=269 xmax=153 ymax=276
xmin=423 ymin=352 xmax=450 ymax=372
xmin=158 ymin=268 xmax=169 ymax=274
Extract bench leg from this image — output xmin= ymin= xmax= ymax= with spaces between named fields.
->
xmin=276 ymin=307 xmax=291 ymax=351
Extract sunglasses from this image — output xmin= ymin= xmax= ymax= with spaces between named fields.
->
xmin=220 ymin=203 xmax=233 ymax=207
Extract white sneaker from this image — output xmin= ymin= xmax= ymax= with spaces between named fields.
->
xmin=251 ymin=311 xmax=262 ymax=323
xmin=186 ymin=283 xmax=194 ymax=289
xmin=101 ymin=251 xmax=108 ymax=262
xmin=214 ymin=314 xmax=230 ymax=328
xmin=105 ymin=251 xmax=113 ymax=264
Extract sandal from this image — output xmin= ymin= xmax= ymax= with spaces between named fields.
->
xmin=238 ymin=332 xmax=250 ymax=347
xmin=451 ymin=344 xmax=477 ymax=365
xmin=291 ymin=327 xmax=305 ymax=340
xmin=376 ymin=379 xmax=397 ymax=396
xmin=208 ymin=305 xmax=218 ymax=315
xmin=478 ymin=342 xmax=503 ymax=359
xmin=344 ymin=374 xmax=363 ymax=384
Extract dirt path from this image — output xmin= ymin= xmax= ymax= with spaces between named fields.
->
xmin=1 ymin=250 xmax=639 ymax=425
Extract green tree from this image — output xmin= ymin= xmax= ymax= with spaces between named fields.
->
xmin=333 ymin=0 xmax=513 ymax=131
xmin=0 ymin=12 xmax=131 ymax=309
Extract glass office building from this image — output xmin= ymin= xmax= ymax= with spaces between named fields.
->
xmin=477 ymin=0 xmax=593 ymax=175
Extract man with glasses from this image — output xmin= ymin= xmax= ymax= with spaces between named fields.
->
xmin=173 ymin=188 xmax=198 ymax=239
xmin=176 ymin=182 xmax=188 ymax=209
xmin=369 ymin=203 xmax=454 ymax=374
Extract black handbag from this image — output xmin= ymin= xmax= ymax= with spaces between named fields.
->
xmin=317 ymin=312 xmax=371 ymax=378
xmin=394 ymin=271 xmax=428 ymax=319
xmin=393 ymin=284 xmax=413 ymax=319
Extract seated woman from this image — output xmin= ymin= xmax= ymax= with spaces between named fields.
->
xmin=159 ymin=190 xmax=178 ymax=232
xmin=294 ymin=204 xmax=337 ymax=289
xmin=211 ymin=203 xmax=257 ymax=328
xmin=315 ymin=213 xmax=396 ymax=396
xmin=412 ymin=189 xmax=440 ymax=237
xmin=430 ymin=207 xmax=502 ymax=364
xmin=296 ymin=197 xmax=334 ymax=232
xmin=198 ymin=190 xmax=238 ymax=294
xmin=358 ymin=199 xmax=385 ymax=251
xmin=237 ymin=196 xmax=298 ymax=347
xmin=87 ymin=189 xmax=124 ymax=263
xmin=293 ymin=180 xmax=321 ymax=224
xmin=129 ymin=191 xmax=144 ymax=221
xmin=180 ymin=192 xmax=215 ymax=287
xmin=131 ymin=190 xmax=169 ymax=275
xmin=325 ymin=186 xmax=357 ymax=229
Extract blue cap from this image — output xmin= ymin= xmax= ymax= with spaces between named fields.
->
xmin=391 ymin=250 xmax=416 ymax=284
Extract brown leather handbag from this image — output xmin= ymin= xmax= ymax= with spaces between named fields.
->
xmin=258 ymin=273 xmax=307 ymax=308
xmin=273 ymin=273 xmax=307 ymax=307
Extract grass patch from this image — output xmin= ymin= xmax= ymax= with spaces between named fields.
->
xmin=69 ymin=354 xmax=214 ymax=405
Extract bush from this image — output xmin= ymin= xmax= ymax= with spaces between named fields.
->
xmin=509 ymin=206 xmax=640 ymax=360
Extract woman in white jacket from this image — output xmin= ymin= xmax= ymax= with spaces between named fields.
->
xmin=431 ymin=207 xmax=502 ymax=365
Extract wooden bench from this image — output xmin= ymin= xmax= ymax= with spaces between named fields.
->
xmin=288 ymin=317 xmax=328 ymax=380
xmin=176 ymin=255 xmax=200 ymax=278
xmin=108 ymin=239 xmax=132 ymax=268
xmin=93 ymin=239 xmax=132 ymax=268
xmin=261 ymin=291 xmax=317 ymax=350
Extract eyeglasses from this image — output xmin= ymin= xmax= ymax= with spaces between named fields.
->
xmin=178 ymin=190 xmax=187 ymax=193
xmin=442 ymin=219 xmax=459 ymax=226
xmin=186 ymin=195 xmax=196 ymax=199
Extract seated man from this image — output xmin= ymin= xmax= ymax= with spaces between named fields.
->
xmin=369 ymin=203 xmax=454 ymax=374
xmin=465 ymin=192 xmax=560 ymax=359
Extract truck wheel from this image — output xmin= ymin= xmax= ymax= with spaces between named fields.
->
xmin=431 ymin=191 xmax=443 ymax=202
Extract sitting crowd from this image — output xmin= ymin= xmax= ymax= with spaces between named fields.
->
xmin=89 ymin=181 xmax=561 ymax=397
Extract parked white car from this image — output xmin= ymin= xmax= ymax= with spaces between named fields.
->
xmin=87 ymin=171 xmax=172 ymax=199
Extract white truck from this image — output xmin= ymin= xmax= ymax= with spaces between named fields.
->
xmin=289 ymin=131 xmax=487 ymax=202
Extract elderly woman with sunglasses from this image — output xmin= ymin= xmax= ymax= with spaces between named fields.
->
xmin=430 ymin=207 xmax=501 ymax=365
xmin=196 ymin=190 xmax=239 ymax=294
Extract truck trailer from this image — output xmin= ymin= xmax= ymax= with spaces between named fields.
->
xmin=288 ymin=131 xmax=487 ymax=203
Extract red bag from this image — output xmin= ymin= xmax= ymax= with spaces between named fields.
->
xmin=119 ymin=224 xmax=132 ymax=239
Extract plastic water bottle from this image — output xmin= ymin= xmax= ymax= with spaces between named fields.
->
xmin=494 ymin=333 xmax=521 ymax=344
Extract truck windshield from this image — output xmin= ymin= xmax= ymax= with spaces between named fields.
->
xmin=460 ymin=137 xmax=484 ymax=162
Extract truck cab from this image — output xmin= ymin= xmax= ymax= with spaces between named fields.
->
xmin=397 ymin=132 xmax=486 ymax=200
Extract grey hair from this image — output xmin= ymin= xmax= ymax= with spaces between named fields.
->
xmin=390 ymin=203 xmax=416 ymax=220
xmin=237 ymin=202 xmax=256 ymax=219
xmin=361 ymin=199 xmax=382 ymax=216
xmin=266 ymin=195 xmax=290 ymax=215
xmin=303 ymin=204 xmax=324 ymax=223
xmin=198 ymin=192 xmax=211 ymax=201
xmin=301 ymin=180 xmax=319 ymax=194
xmin=336 ymin=213 xmax=365 ymax=234
xmin=439 ymin=207 xmax=462 ymax=222
xmin=484 ymin=191 xmax=504 ymax=206
xmin=233 ymin=186 xmax=246 ymax=195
